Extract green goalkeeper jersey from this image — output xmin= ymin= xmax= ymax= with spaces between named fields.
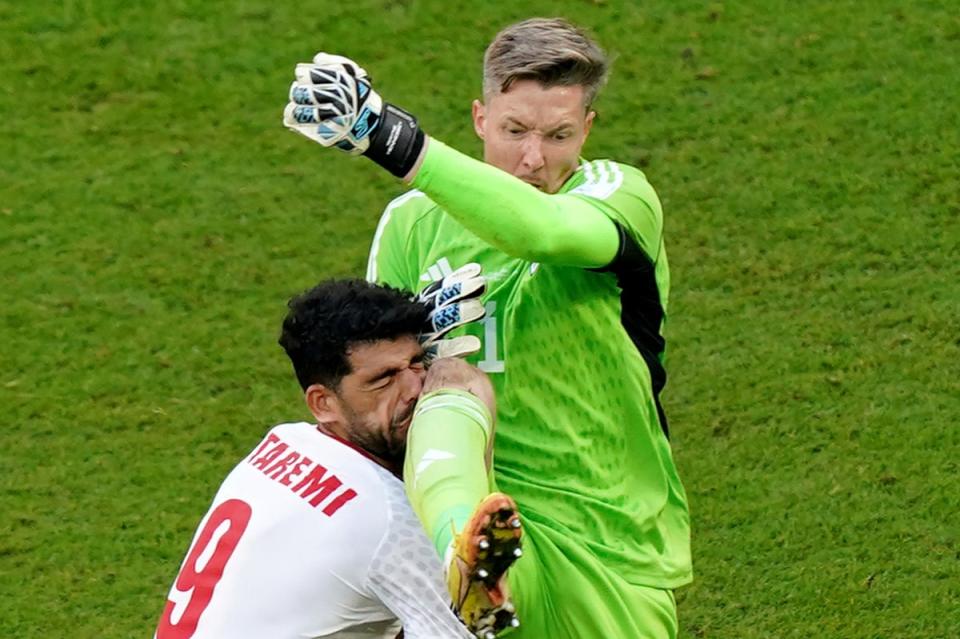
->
xmin=366 ymin=142 xmax=692 ymax=589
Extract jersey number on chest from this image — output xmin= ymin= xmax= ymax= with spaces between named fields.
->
xmin=478 ymin=301 xmax=505 ymax=373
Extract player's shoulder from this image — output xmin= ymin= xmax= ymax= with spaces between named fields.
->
xmin=252 ymin=422 xmax=394 ymax=507
xmin=369 ymin=189 xmax=445 ymax=261
xmin=569 ymin=159 xmax=661 ymax=210
xmin=368 ymin=463 xmax=412 ymax=518
xmin=368 ymin=189 xmax=451 ymax=284
xmin=376 ymin=188 xmax=443 ymax=229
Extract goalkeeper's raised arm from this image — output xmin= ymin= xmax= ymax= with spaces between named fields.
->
xmin=282 ymin=50 xmax=661 ymax=270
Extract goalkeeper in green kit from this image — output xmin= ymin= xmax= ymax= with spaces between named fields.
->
xmin=284 ymin=18 xmax=691 ymax=639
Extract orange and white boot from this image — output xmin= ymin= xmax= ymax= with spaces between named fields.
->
xmin=446 ymin=493 xmax=524 ymax=638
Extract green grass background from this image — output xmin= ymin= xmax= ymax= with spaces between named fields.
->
xmin=2 ymin=0 xmax=958 ymax=636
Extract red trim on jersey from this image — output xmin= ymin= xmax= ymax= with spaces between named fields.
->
xmin=314 ymin=426 xmax=402 ymax=478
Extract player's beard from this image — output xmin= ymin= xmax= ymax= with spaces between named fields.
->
xmin=340 ymin=401 xmax=414 ymax=465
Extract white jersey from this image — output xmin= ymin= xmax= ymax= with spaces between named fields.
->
xmin=156 ymin=422 xmax=471 ymax=639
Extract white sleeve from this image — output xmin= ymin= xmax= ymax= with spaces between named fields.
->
xmin=365 ymin=471 xmax=472 ymax=639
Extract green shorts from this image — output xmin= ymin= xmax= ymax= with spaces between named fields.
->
xmin=508 ymin=519 xmax=678 ymax=639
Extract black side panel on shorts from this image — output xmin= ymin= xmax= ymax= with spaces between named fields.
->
xmin=591 ymin=222 xmax=669 ymax=439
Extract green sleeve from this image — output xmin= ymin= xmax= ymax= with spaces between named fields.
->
xmin=365 ymin=193 xmax=420 ymax=290
xmin=570 ymin=160 xmax=664 ymax=264
xmin=411 ymin=139 xmax=619 ymax=268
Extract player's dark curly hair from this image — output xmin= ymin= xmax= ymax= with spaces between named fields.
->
xmin=279 ymin=279 xmax=428 ymax=390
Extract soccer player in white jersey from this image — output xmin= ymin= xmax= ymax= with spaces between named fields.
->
xmin=154 ymin=279 xmax=479 ymax=639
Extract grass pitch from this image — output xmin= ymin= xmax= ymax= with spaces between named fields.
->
xmin=1 ymin=1 xmax=958 ymax=637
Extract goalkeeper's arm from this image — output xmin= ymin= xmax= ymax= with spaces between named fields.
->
xmin=406 ymin=138 xmax=619 ymax=268
xmin=284 ymin=54 xmax=619 ymax=268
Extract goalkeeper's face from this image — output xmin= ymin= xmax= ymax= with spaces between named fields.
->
xmin=473 ymin=79 xmax=595 ymax=194
xmin=309 ymin=336 xmax=426 ymax=466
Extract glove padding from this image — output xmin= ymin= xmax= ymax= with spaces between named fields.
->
xmin=416 ymin=263 xmax=487 ymax=364
xmin=285 ymin=53 xmax=380 ymax=154
xmin=283 ymin=53 xmax=425 ymax=177
xmin=424 ymin=335 xmax=482 ymax=361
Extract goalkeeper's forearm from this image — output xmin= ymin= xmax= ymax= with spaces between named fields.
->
xmin=403 ymin=138 xmax=619 ymax=268
xmin=283 ymin=53 xmax=616 ymax=266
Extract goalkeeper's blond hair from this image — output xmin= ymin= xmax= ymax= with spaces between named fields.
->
xmin=482 ymin=18 xmax=609 ymax=110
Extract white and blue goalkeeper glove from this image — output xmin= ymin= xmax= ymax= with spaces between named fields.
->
xmin=283 ymin=53 xmax=425 ymax=178
xmin=416 ymin=263 xmax=486 ymax=363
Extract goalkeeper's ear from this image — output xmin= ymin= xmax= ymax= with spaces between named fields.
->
xmin=472 ymin=99 xmax=487 ymax=141
xmin=583 ymin=108 xmax=596 ymax=138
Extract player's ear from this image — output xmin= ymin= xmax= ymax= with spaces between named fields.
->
xmin=305 ymin=384 xmax=339 ymax=425
xmin=472 ymin=99 xmax=486 ymax=140
xmin=584 ymin=109 xmax=596 ymax=138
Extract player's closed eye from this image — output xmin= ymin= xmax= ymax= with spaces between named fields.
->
xmin=366 ymin=370 xmax=398 ymax=390
xmin=370 ymin=359 xmax=423 ymax=390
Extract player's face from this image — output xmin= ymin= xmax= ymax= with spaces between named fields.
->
xmin=335 ymin=336 xmax=426 ymax=463
xmin=473 ymin=79 xmax=595 ymax=194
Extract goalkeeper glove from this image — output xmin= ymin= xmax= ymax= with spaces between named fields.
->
xmin=283 ymin=53 xmax=425 ymax=178
xmin=416 ymin=263 xmax=486 ymax=364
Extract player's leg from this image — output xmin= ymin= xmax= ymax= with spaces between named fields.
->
xmin=508 ymin=521 xmax=677 ymax=639
xmin=403 ymin=358 xmax=522 ymax=637
xmin=563 ymin=572 xmax=677 ymax=639
xmin=446 ymin=492 xmax=523 ymax=637
xmin=404 ymin=358 xmax=499 ymax=555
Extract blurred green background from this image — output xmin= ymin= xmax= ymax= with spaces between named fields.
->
xmin=2 ymin=1 xmax=958 ymax=637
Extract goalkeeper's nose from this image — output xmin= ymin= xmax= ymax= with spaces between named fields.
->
xmin=519 ymin=135 xmax=546 ymax=172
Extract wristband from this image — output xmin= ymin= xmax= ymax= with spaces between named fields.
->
xmin=363 ymin=103 xmax=426 ymax=178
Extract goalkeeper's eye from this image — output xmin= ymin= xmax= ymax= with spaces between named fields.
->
xmin=503 ymin=122 xmax=526 ymax=136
